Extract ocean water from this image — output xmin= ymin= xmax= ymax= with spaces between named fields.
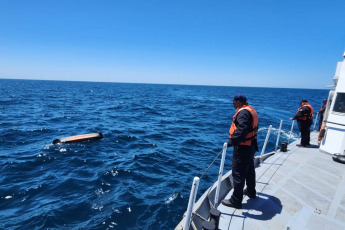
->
xmin=0 ymin=79 xmax=328 ymax=229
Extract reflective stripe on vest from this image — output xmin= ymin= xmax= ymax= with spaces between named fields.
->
xmin=229 ymin=105 xmax=258 ymax=146
xmin=297 ymin=103 xmax=314 ymax=121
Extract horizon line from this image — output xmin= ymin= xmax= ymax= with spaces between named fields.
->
xmin=0 ymin=77 xmax=330 ymax=90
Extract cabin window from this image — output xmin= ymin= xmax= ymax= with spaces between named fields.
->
xmin=333 ymin=93 xmax=345 ymax=113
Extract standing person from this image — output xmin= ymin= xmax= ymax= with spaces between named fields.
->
xmin=221 ymin=94 xmax=259 ymax=209
xmin=318 ymin=99 xmax=327 ymax=131
xmin=290 ymin=99 xmax=314 ymax=147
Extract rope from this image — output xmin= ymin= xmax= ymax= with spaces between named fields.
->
xmin=191 ymin=221 xmax=198 ymax=230
xmin=188 ymin=147 xmax=227 ymax=226
xmin=198 ymin=148 xmax=225 ymax=210
xmin=199 ymin=149 xmax=223 ymax=180
xmin=193 ymin=212 xmax=208 ymax=222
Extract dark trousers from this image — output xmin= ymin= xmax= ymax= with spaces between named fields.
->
xmin=230 ymin=145 xmax=256 ymax=205
xmin=298 ymin=119 xmax=312 ymax=145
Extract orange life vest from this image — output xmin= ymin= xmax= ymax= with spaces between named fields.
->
xmin=229 ymin=104 xmax=258 ymax=146
xmin=296 ymin=103 xmax=314 ymax=121
xmin=318 ymin=124 xmax=326 ymax=142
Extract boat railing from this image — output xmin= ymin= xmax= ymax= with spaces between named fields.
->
xmin=275 ymin=120 xmax=283 ymax=152
xmin=214 ymin=143 xmax=228 ymax=207
xmin=183 ymin=145 xmax=227 ymax=230
xmin=181 ymin=113 xmax=320 ymax=229
xmin=183 ymin=177 xmax=200 ymax=230
xmin=313 ymin=112 xmax=319 ymax=131
xmin=288 ymin=119 xmax=295 ymax=144
xmin=259 ymin=125 xmax=272 ymax=165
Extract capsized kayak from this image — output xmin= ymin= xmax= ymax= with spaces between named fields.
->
xmin=52 ymin=132 xmax=103 ymax=144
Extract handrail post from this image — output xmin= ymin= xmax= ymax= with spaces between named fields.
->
xmin=214 ymin=143 xmax=227 ymax=207
xmin=260 ymin=125 xmax=272 ymax=164
xmin=183 ymin=177 xmax=200 ymax=230
xmin=275 ymin=120 xmax=283 ymax=152
xmin=313 ymin=112 xmax=319 ymax=131
xmin=288 ymin=120 xmax=295 ymax=144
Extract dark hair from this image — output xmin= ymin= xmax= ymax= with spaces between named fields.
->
xmin=233 ymin=94 xmax=247 ymax=103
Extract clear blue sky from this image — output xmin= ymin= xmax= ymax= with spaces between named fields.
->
xmin=1 ymin=0 xmax=345 ymax=88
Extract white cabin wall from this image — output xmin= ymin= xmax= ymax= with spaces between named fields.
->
xmin=320 ymin=54 xmax=345 ymax=155
xmin=336 ymin=60 xmax=345 ymax=92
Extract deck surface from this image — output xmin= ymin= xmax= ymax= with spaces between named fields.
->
xmin=218 ymin=131 xmax=345 ymax=230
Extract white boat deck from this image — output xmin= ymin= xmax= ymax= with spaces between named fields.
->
xmin=218 ymin=131 xmax=345 ymax=230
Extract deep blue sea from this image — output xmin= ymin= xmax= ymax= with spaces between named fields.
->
xmin=0 ymin=79 xmax=328 ymax=229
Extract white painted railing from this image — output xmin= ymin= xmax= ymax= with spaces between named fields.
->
xmin=288 ymin=120 xmax=295 ymax=144
xmin=181 ymin=115 xmax=315 ymax=229
xmin=183 ymin=177 xmax=200 ymax=230
xmin=275 ymin=120 xmax=283 ymax=152
xmin=260 ymin=125 xmax=272 ymax=164
xmin=214 ymin=143 xmax=227 ymax=207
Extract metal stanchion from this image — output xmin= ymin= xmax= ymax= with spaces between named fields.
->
xmin=288 ymin=120 xmax=295 ymax=144
xmin=183 ymin=177 xmax=200 ymax=230
xmin=214 ymin=143 xmax=227 ymax=207
xmin=275 ymin=120 xmax=283 ymax=152
xmin=260 ymin=125 xmax=272 ymax=164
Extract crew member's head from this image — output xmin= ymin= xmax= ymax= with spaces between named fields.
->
xmin=233 ymin=94 xmax=247 ymax=109
xmin=300 ymin=99 xmax=308 ymax=106
xmin=323 ymin=99 xmax=327 ymax=104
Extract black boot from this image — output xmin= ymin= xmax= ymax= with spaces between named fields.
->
xmin=243 ymin=188 xmax=256 ymax=199
xmin=221 ymin=199 xmax=242 ymax=209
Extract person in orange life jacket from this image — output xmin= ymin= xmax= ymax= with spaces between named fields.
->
xmin=221 ymin=94 xmax=259 ymax=209
xmin=318 ymin=99 xmax=327 ymax=131
xmin=290 ymin=99 xmax=314 ymax=147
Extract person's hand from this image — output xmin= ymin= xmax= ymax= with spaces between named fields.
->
xmin=289 ymin=118 xmax=293 ymax=120
xmin=227 ymin=141 xmax=233 ymax=148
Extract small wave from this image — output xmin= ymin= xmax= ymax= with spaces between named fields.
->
xmin=103 ymin=167 xmax=131 ymax=178
xmin=44 ymin=144 xmax=53 ymax=150
xmin=259 ymin=126 xmax=299 ymax=139
xmin=165 ymin=192 xmax=179 ymax=204
xmin=115 ymin=134 xmax=137 ymax=143
xmin=91 ymin=203 xmax=103 ymax=211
